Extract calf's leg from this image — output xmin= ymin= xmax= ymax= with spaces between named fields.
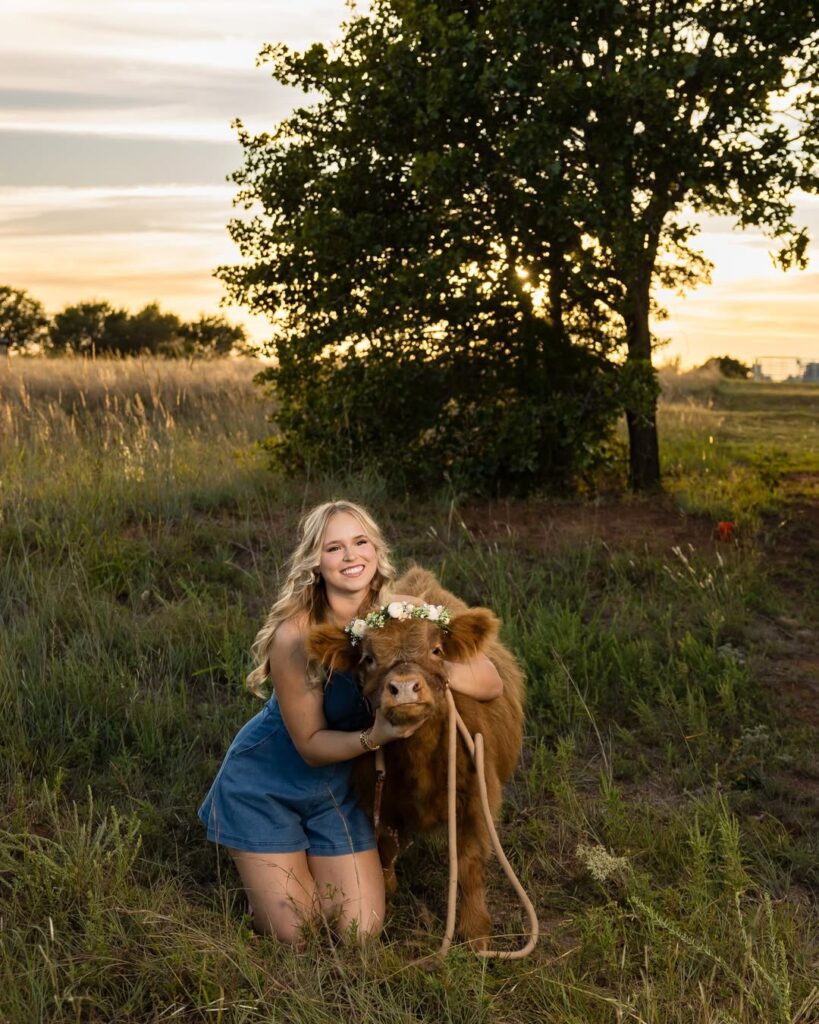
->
xmin=377 ymin=826 xmax=401 ymax=899
xmin=456 ymin=814 xmax=492 ymax=949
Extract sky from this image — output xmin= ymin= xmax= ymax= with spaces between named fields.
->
xmin=2 ymin=0 xmax=817 ymax=370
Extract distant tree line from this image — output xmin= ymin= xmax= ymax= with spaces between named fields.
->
xmin=0 ymin=285 xmax=251 ymax=358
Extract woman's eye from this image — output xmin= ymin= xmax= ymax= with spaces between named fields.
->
xmin=356 ymin=538 xmax=369 ymax=546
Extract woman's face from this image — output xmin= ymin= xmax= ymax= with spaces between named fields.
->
xmin=318 ymin=511 xmax=378 ymax=595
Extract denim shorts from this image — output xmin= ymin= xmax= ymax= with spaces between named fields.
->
xmin=198 ymin=697 xmax=376 ymax=856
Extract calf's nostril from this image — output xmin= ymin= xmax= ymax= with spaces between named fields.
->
xmin=388 ymin=683 xmax=399 ymax=696
xmin=412 ymin=681 xmax=421 ymax=693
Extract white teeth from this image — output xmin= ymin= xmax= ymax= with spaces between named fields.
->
xmin=341 ymin=566 xmax=364 ymax=576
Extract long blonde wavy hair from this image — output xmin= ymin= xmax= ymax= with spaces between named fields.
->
xmin=246 ymin=500 xmax=396 ymax=696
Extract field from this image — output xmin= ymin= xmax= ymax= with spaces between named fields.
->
xmin=1 ymin=356 xmax=817 ymax=1023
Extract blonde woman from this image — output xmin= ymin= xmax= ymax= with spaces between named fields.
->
xmin=198 ymin=500 xmax=502 ymax=944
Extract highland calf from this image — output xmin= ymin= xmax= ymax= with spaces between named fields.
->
xmin=309 ymin=566 xmax=525 ymax=948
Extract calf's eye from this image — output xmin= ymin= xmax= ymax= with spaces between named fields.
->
xmin=432 ymin=645 xmax=444 ymax=657
xmin=361 ymin=653 xmax=375 ymax=667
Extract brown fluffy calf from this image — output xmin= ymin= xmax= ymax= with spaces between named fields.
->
xmin=309 ymin=566 xmax=525 ymax=948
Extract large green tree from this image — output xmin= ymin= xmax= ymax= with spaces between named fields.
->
xmin=221 ymin=0 xmax=817 ymax=491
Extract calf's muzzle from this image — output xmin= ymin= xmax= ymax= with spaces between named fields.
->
xmin=387 ymin=678 xmax=422 ymax=703
xmin=379 ymin=670 xmax=434 ymax=725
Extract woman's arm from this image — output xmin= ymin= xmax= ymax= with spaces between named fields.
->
xmin=447 ymin=654 xmax=503 ymax=701
xmin=271 ymin=618 xmax=419 ymax=767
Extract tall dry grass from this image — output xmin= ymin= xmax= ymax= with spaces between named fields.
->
xmin=1 ymin=353 xmax=266 ymax=438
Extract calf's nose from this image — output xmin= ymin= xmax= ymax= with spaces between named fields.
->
xmin=386 ymin=679 xmax=422 ymax=704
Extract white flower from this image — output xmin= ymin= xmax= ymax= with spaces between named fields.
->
xmin=350 ymin=618 xmax=367 ymax=638
xmin=576 ymin=843 xmax=628 ymax=883
xmin=426 ymin=605 xmax=442 ymax=621
xmin=387 ymin=601 xmax=406 ymax=619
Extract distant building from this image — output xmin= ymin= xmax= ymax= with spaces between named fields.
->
xmin=753 ymin=356 xmax=819 ymax=383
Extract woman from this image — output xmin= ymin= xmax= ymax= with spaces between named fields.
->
xmin=198 ymin=500 xmax=502 ymax=943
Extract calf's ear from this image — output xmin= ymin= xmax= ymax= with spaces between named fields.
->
xmin=442 ymin=608 xmax=499 ymax=661
xmin=308 ymin=626 xmax=357 ymax=673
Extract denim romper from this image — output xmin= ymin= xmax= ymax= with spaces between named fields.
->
xmin=197 ymin=671 xmax=376 ymax=855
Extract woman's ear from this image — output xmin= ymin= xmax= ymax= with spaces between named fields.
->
xmin=441 ymin=608 xmax=499 ymax=662
xmin=308 ymin=625 xmax=358 ymax=673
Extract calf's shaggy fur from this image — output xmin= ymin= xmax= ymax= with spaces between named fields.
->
xmin=309 ymin=566 xmax=525 ymax=948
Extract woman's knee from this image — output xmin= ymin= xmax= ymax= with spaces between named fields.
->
xmin=309 ymin=849 xmax=385 ymax=939
xmin=254 ymin=912 xmax=307 ymax=945
xmin=333 ymin=896 xmax=384 ymax=941
xmin=229 ymin=848 xmax=318 ymax=944
xmin=250 ymin=896 xmax=310 ymax=943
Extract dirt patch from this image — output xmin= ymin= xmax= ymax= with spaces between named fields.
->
xmin=460 ymin=492 xmax=721 ymax=557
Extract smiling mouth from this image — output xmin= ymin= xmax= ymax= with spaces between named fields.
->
xmin=341 ymin=565 xmax=365 ymax=577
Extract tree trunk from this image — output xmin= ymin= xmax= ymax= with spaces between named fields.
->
xmin=625 ymin=274 xmax=661 ymax=492
xmin=626 ymin=406 xmax=661 ymax=491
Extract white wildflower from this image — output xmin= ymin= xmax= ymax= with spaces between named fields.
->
xmin=576 ymin=842 xmax=628 ymax=883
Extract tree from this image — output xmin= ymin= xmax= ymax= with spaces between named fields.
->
xmin=220 ymin=0 xmax=817 ymax=491
xmin=561 ymin=0 xmax=818 ymax=488
xmin=106 ymin=303 xmax=182 ymax=356
xmin=220 ymin=2 xmax=624 ymax=492
xmin=702 ymin=356 xmax=752 ymax=380
xmin=49 ymin=302 xmax=247 ymax=358
xmin=0 ymin=286 xmax=49 ymax=352
xmin=178 ymin=315 xmax=248 ymax=357
xmin=49 ymin=301 xmax=128 ymax=355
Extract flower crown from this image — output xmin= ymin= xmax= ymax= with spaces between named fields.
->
xmin=345 ymin=601 xmax=452 ymax=646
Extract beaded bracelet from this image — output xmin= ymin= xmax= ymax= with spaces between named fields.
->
xmin=359 ymin=728 xmax=381 ymax=752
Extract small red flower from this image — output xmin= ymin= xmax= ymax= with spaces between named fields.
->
xmin=717 ymin=520 xmax=735 ymax=542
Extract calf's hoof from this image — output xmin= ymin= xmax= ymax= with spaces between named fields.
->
xmin=460 ymin=910 xmax=492 ymax=952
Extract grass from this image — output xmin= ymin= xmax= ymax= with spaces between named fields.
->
xmin=656 ymin=366 xmax=819 ymax=526
xmin=1 ymin=356 xmax=817 ymax=1023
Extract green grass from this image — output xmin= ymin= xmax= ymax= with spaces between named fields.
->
xmin=1 ymin=358 xmax=817 ymax=1023
xmin=656 ymin=372 xmax=819 ymax=526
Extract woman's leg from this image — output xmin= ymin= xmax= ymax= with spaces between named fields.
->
xmin=229 ymin=849 xmax=318 ymax=943
xmin=308 ymin=848 xmax=385 ymax=940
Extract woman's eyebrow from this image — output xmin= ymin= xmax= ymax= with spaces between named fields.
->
xmin=323 ymin=533 xmax=368 ymax=548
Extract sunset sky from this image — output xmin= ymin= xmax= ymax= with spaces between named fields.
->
xmin=2 ymin=0 xmax=817 ymax=369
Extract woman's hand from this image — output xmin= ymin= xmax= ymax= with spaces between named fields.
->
xmin=446 ymin=656 xmax=503 ymax=700
xmin=367 ymin=706 xmax=424 ymax=747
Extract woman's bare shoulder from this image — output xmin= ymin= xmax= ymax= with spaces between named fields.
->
xmin=270 ymin=612 xmax=310 ymax=655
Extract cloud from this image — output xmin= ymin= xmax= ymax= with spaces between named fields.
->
xmin=4 ymin=1 xmax=354 ymax=71
xmin=0 ymin=130 xmax=243 ymax=187
xmin=0 ymin=88 xmax=146 ymax=111
xmin=0 ymin=184 xmax=234 ymax=236
xmin=0 ymin=55 xmax=298 ymax=142
xmin=658 ymin=268 xmax=819 ymax=367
